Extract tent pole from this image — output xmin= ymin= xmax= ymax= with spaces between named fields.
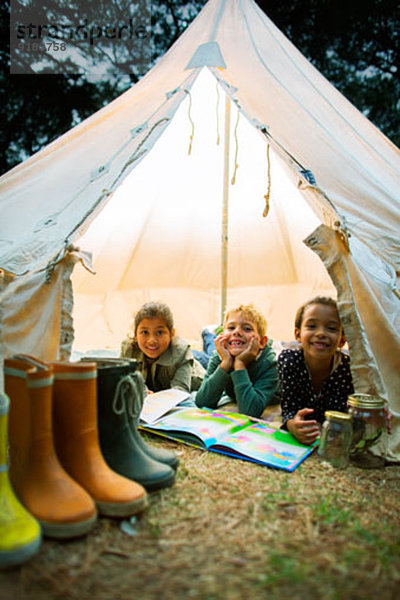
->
xmin=221 ymin=95 xmax=231 ymax=324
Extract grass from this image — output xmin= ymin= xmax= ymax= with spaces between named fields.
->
xmin=1 ymin=435 xmax=399 ymax=600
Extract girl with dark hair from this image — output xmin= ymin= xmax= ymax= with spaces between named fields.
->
xmin=120 ymin=302 xmax=204 ymax=393
xmin=279 ymin=296 xmax=354 ymax=445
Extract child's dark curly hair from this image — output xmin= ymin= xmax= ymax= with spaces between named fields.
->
xmin=134 ymin=302 xmax=174 ymax=335
xmin=294 ymin=296 xmax=339 ymax=330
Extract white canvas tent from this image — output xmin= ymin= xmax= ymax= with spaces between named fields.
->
xmin=0 ymin=0 xmax=399 ymax=460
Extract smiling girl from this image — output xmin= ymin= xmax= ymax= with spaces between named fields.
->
xmin=278 ymin=296 xmax=354 ymax=445
xmin=195 ymin=304 xmax=278 ymax=418
xmin=120 ymin=302 xmax=204 ymax=392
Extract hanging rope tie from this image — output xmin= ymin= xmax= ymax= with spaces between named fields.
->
xmin=184 ymin=89 xmax=195 ymax=155
xmin=216 ymin=83 xmax=220 ymax=145
xmin=230 ymin=109 xmax=240 ymax=185
xmin=263 ymin=144 xmax=271 ymax=218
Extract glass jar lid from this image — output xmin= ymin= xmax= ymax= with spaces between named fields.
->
xmin=347 ymin=394 xmax=385 ymax=409
xmin=325 ymin=410 xmax=352 ymax=421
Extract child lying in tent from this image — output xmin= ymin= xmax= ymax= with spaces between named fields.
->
xmin=120 ymin=301 xmax=205 ymax=393
xmin=195 ymin=303 xmax=279 ymax=418
xmin=191 ymin=325 xmax=221 ymax=369
xmin=278 ymin=296 xmax=354 ymax=445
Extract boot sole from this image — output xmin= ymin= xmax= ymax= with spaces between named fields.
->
xmin=0 ymin=536 xmax=42 ymax=569
xmin=41 ymin=514 xmax=97 ymax=539
xmin=142 ymin=451 xmax=179 ymax=471
xmin=136 ymin=442 xmax=180 ymax=470
xmin=96 ymin=494 xmax=149 ymax=517
xmin=140 ymin=470 xmax=176 ymax=493
xmin=133 ymin=429 xmax=180 ymax=470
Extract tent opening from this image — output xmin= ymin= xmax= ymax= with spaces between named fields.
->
xmin=71 ymin=68 xmax=334 ymax=352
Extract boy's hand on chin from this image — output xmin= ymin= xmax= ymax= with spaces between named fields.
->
xmin=234 ymin=336 xmax=259 ymax=370
xmin=215 ymin=333 xmax=233 ymax=372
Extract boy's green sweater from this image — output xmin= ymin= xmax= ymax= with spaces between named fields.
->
xmin=195 ymin=341 xmax=278 ymax=418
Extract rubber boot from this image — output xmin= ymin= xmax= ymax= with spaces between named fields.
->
xmin=86 ymin=358 xmax=176 ymax=492
xmin=125 ymin=369 xmax=180 ymax=471
xmin=52 ymin=361 xmax=148 ymax=517
xmin=82 ymin=357 xmax=179 ymax=470
xmin=3 ymin=357 xmax=32 ymax=493
xmin=0 ymin=392 xmax=41 ymax=569
xmin=4 ymin=357 xmax=97 ymax=539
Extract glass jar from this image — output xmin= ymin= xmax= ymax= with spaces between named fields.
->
xmin=318 ymin=410 xmax=353 ymax=468
xmin=347 ymin=394 xmax=386 ymax=468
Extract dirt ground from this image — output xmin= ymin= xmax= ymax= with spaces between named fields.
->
xmin=1 ymin=430 xmax=400 ymax=600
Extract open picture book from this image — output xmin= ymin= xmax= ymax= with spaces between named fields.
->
xmin=140 ymin=388 xmax=190 ymax=424
xmin=140 ymin=407 xmax=316 ymax=472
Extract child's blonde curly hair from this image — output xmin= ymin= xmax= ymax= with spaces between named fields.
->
xmin=223 ymin=303 xmax=267 ymax=338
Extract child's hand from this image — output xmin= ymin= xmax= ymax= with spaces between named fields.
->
xmin=234 ymin=336 xmax=259 ymax=370
xmin=287 ymin=408 xmax=320 ymax=445
xmin=215 ymin=333 xmax=233 ymax=372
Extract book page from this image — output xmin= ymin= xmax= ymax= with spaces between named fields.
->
xmin=142 ymin=408 xmax=251 ymax=448
xmin=140 ymin=388 xmax=190 ymax=424
xmin=211 ymin=422 xmax=315 ymax=471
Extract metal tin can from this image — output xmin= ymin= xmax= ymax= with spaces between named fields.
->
xmin=347 ymin=394 xmax=386 ymax=468
xmin=318 ymin=410 xmax=353 ymax=468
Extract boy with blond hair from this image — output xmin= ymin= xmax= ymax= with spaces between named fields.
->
xmin=195 ymin=304 xmax=278 ymax=417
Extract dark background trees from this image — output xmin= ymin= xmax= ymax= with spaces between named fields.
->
xmin=263 ymin=0 xmax=400 ymax=146
xmin=1 ymin=0 xmax=399 ymax=175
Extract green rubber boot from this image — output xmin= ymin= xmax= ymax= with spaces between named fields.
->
xmin=0 ymin=393 xmax=42 ymax=569
xmin=86 ymin=359 xmax=176 ymax=492
xmin=125 ymin=369 xmax=180 ymax=470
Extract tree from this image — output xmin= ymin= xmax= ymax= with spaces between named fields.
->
xmin=1 ymin=0 xmax=398 ymax=175
xmin=261 ymin=0 xmax=400 ymax=145
xmin=1 ymin=2 xmax=120 ymax=170
xmin=1 ymin=0 xmax=205 ymax=174
xmin=9 ymin=0 xmax=152 ymax=84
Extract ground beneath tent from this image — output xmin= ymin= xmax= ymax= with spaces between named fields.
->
xmin=1 ymin=430 xmax=400 ymax=600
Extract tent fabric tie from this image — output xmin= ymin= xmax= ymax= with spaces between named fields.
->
xmin=263 ymin=144 xmax=271 ymax=218
xmin=184 ymin=89 xmax=195 ymax=155
xmin=231 ymin=109 xmax=240 ymax=184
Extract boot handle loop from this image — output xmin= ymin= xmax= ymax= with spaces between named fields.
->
xmin=112 ymin=372 xmax=146 ymax=420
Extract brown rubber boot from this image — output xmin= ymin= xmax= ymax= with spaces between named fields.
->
xmin=52 ymin=362 xmax=148 ymax=517
xmin=4 ymin=357 xmax=97 ymax=539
